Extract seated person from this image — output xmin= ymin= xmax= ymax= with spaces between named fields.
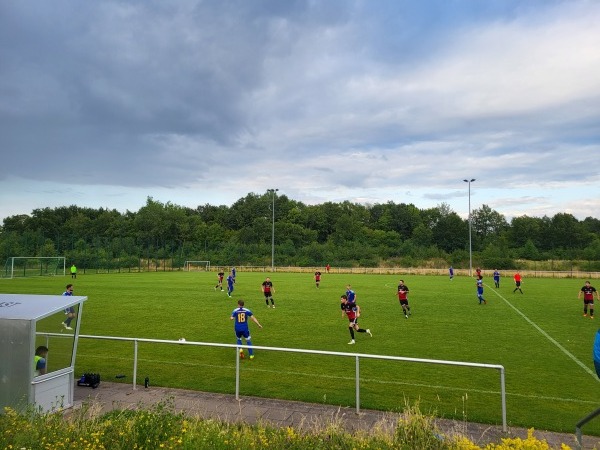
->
xmin=34 ymin=346 xmax=48 ymax=376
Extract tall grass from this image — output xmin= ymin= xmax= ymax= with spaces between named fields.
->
xmin=0 ymin=401 xmax=572 ymax=449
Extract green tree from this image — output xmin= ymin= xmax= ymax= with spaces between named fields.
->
xmin=520 ymin=239 xmax=541 ymax=260
xmin=471 ymin=204 xmax=508 ymax=248
xmin=508 ymin=216 xmax=543 ymax=248
xmin=411 ymin=223 xmax=433 ymax=247
xmin=549 ymin=213 xmax=590 ymax=250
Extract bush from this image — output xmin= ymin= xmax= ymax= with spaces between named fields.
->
xmin=0 ymin=402 xmax=572 ymax=450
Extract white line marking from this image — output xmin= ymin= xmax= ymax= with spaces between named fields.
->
xmin=486 ymin=283 xmax=599 ymax=382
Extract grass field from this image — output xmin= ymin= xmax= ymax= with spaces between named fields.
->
xmin=2 ymin=270 xmax=599 ymax=435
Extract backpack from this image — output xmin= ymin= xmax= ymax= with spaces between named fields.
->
xmin=77 ymin=372 xmax=101 ymax=388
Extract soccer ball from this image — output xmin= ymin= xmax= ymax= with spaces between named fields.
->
xmin=178 ymin=338 xmax=186 ymax=343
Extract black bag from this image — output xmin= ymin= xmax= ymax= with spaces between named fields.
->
xmin=77 ymin=372 xmax=101 ymax=388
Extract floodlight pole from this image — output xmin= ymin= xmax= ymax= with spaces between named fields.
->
xmin=268 ymin=188 xmax=279 ymax=272
xmin=463 ymin=179 xmax=476 ymax=277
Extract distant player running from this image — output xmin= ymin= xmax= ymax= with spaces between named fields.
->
xmin=340 ymin=294 xmax=372 ymax=344
xmin=345 ymin=284 xmax=356 ymax=303
xmin=262 ymin=277 xmax=275 ymax=308
xmin=226 ymin=271 xmax=235 ymax=298
xmin=397 ymin=280 xmax=411 ymax=318
xmin=477 ymin=276 xmax=487 ymax=305
xmin=314 ymin=271 xmax=321 ymax=288
xmin=579 ymin=281 xmax=599 ymax=319
xmin=61 ymin=284 xmax=76 ymax=330
xmin=215 ymin=271 xmax=225 ymax=291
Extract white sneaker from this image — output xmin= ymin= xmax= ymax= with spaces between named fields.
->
xmin=366 ymin=329 xmax=372 ymax=337
xmin=348 ymin=339 xmax=355 ymax=344
xmin=62 ymin=323 xmax=73 ymax=330
xmin=272 ymin=305 xmax=275 ymax=308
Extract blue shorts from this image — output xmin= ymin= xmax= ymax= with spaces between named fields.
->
xmin=235 ymin=329 xmax=250 ymax=339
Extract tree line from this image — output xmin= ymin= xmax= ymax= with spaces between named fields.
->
xmin=1 ymin=193 xmax=600 ymax=271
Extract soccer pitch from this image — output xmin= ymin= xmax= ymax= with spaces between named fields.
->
xmin=3 ymin=271 xmax=599 ymax=434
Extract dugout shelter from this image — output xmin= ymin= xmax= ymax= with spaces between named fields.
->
xmin=0 ymin=293 xmax=87 ymax=413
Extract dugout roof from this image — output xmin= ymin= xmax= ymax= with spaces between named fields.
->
xmin=0 ymin=293 xmax=86 ymax=320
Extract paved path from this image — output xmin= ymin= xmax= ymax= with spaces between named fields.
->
xmin=72 ymin=382 xmax=599 ymax=449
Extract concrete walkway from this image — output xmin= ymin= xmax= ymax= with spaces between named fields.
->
xmin=72 ymin=381 xmax=599 ymax=449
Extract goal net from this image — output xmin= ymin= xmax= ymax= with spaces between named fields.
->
xmin=3 ymin=257 xmax=66 ymax=279
xmin=184 ymin=260 xmax=211 ymax=271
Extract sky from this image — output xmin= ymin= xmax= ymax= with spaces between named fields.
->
xmin=1 ymin=0 xmax=599 ymax=223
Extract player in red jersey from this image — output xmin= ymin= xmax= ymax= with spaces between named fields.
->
xmin=215 ymin=271 xmax=225 ymax=291
xmin=261 ymin=277 xmax=275 ymax=308
xmin=513 ymin=272 xmax=523 ymax=294
xmin=340 ymin=294 xmax=372 ymax=344
xmin=397 ymin=280 xmax=411 ymax=318
xmin=579 ymin=281 xmax=599 ymax=319
xmin=314 ymin=271 xmax=321 ymax=288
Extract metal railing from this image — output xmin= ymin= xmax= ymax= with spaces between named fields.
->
xmin=55 ymin=333 xmax=507 ymax=432
xmin=576 ymin=407 xmax=600 ymax=449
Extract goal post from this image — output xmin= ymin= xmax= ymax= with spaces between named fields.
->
xmin=184 ymin=260 xmax=211 ymax=272
xmin=3 ymin=257 xmax=66 ymax=279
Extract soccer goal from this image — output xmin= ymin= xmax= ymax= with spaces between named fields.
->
xmin=184 ymin=260 xmax=211 ymax=272
xmin=3 ymin=257 xmax=66 ymax=279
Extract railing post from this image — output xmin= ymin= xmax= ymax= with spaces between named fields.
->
xmin=500 ymin=366 xmax=507 ymax=432
xmin=133 ymin=339 xmax=138 ymax=390
xmin=575 ymin=407 xmax=600 ymax=449
xmin=235 ymin=348 xmax=241 ymax=400
xmin=355 ymin=355 xmax=360 ymax=414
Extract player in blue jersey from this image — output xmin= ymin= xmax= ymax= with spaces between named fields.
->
xmin=449 ymin=266 xmax=454 ymax=281
xmin=345 ymin=284 xmax=356 ymax=303
xmin=230 ymin=300 xmax=263 ymax=359
xmin=477 ymin=276 xmax=487 ymax=305
xmin=226 ymin=271 xmax=235 ymax=297
xmin=61 ymin=284 xmax=76 ymax=330
xmin=231 ymin=267 xmax=237 ymax=281
xmin=493 ymin=269 xmax=500 ymax=288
